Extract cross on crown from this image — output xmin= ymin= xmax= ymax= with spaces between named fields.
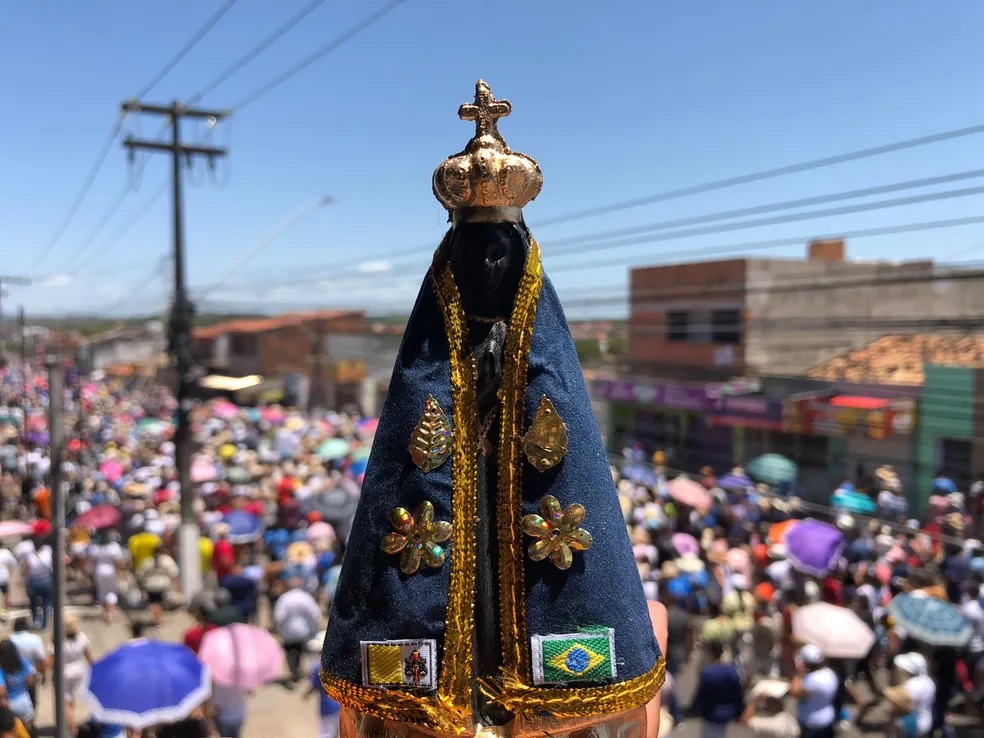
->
xmin=458 ymin=80 xmax=512 ymax=142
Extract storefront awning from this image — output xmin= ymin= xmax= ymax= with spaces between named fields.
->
xmin=199 ymin=374 xmax=263 ymax=392
xmin=830 ymin=395 xmax=892 ymax=410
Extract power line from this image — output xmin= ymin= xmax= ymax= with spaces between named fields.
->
xmin=30 ymin=120 xmax=124 ymax=271
xmin=233 ymin=0 xmax=413 ymax=110
xmin=191 ymin=0 xmax=330 ymax=102
xmin=134 ymin=0 xmax=242 ymax=101
xmin=548 ymin=168 xmax=984 ymax=249
xmin=62 ymin=186 xmax=130 ymax=271
xmin=537 ymin=121 xmax=984 ymax=227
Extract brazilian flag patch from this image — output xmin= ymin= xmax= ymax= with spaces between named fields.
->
xmin=530 ymin=629 xmax=616 ymax=685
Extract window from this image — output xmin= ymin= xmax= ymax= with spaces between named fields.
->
xmin=710 ymin=309 xmax=742 ymax=344
xmin=666 ymin=311 xmax=689 ymax=342
xmin=230 ymin=333 xmax=259 ymax=355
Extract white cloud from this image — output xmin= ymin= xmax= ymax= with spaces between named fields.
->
xmin=41 ymin=274 xmax=74 ymax=287
xmin=356 ymin=260 xmax=393 ymax=274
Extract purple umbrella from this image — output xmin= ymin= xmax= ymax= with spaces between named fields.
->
xmin=671 ymin=532 xmax=700 ymax=557
xmin=716 ymin=473 xmax=754 ymax=491
xmin=785 ymin=518 xmax=844 ymax=576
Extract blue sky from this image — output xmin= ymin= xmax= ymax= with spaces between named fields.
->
xmin=4 ymin=1 xmax=984 ymax=317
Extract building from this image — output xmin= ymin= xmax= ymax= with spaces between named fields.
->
xmin=594 ymin=238 xmax=984 ymax=497
xmin=192 ymin=310 xmax=368 ymax=409
xmin=75 ymin=322 xmax=165 ymax=374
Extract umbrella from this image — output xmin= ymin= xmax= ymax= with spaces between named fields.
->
xmin=716 ymin=471 xmax=754 ymax=491
xmin=318 ymin=439 xmax=351 ymax=461
xmin=261 ymin=406 xmax=287 ymax=425
xmin=785 ymin=518 xmax=844 ymax=576
xmin=0 ymin=520 xmax=34 ymax=539
xmin=667 ymin=477 xmax=711 ymax=509
xmin=767 ymin=519 xmax=798 ymax=544
xmin=83 ymin=640 xmax=211 ymax=729
xmin=888 ymin=593 xmax=972 ymax=647
xmin=674 ymin=556 xmax=705 ymax=574
xmin=211 ymin=401 xmax=238 ymax=420
xmin=220 ymin=511 xmax=264 ymax=545
xmin=793 ymin=602 xmax=876 ymax=658
xmin=198 ymin=623 xmax=284 ymax=691
xmin=671 ymin=533 xmax=700 ymax=558
xmin=191 ymin=457 xmax=217 ymax=484
xmin=75 ymin=505 xmax=123 ymax=531
xmin=747 ymin=454 xmax=798 ymax=485
xmin=622 ymin=464 xmax=658 ymax=487
xmin=306 ymin=521 xmax=337 ymax=545
xmin=225 ymin=467 xmax=250 ymax=484
xmin=100 ymin=460 xmax=124 ymax=483
xmin=831 ymin=489 xmax=877 ymax=515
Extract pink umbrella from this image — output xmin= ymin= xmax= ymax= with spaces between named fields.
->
xmin=306 ymin=521 xmax=337 ymax=545
xmin=100 ymin=459 xmax=124 ymax=482
xmin=75 ymin=505 xmax=123 ymax=531
xmin=261 ymin=406 xmax=286 ymax=425
xmin=211 ymin=400 xmax=238 ymax=420
xmin=199 ymin=623 xmax=285 ymax=691
xmin=667 ymin=477 xmax=711 ymax=509
xmin=671 ymin=533 xmax=700 ymax=557
xmin=191 ymin=457 xmax=218 ymax=484
xmin=727 ymin=548 xmax=751 ymax=575
xmin=0 ymin=520 xmax=35 ymax=539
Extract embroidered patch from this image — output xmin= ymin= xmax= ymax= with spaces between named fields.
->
xmin=361 ymin=639 xmax=438 ymax=688
xmin=530 ymin=630 xmax=616 ymax=686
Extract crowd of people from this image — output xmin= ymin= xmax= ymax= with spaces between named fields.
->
xmin=0 ymin=363 xmax=982 ymax=738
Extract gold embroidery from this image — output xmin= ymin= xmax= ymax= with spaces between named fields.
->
xmin=521 ymin=495 xmax=592 ymax=571
xmin=410 ymin=395 xmax=453 ymax=472
xmin=522 ymin=396 xmax=568 ymax=472
xmin=431 ymin=239 xmax=480 ymax=724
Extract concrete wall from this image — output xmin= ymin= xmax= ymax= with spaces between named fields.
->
xmin=744 ymin=258 xmax=984 ymax=376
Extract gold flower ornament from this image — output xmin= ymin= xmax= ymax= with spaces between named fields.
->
xmin=381 ymin=501 xmax=452 ymax=575
xmin=522 ymin=495 xmax=593 ymax=570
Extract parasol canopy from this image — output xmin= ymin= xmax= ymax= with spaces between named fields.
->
xmin=670 ymin=533 xmax=700 ymax=558
xmin=667 ymin=476 xmax=711 ymax=509
xmin=792 ymin=602 xmax=876 ymax=658
xmin=75 ymin=505 xmax=123 ymax=531
xmin=785 ymin=518 xmax=844 ymax=576
xmin=198 ymin=623 xmax=284 ymax=692
xmin=747 ymin=453 xmax=798 ymax=485
xmin=831 ymin=488 xmax=877 ymax=515
xmin=888 ymin=593 xmax=971 ymax=648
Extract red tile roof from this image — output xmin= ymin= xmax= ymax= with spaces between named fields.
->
xmin=192 ymin=310 xmax=363 ymax=340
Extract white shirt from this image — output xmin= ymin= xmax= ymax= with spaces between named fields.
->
xmin=55 ymin=633 xmax=91 ymax=680
xmin=905 ymin=674 xmax=936 ymax=736
xmin=211 ymin=684 xmax=249 ymax=722
xmin=747 ymin=712 xmax=800 ymax=738
xmin=24 ymin=547 xmax=53 ymax=580
xmin=273 ymin=588 xmax=322 ymax=643
xmin=88 ymin=543 xmax=123 ymax=578
xmin=13 ymin=540 xmax=34 ymax=564
xmin=961 ymin=599 xmax=984 ymax=654
xmin=0 ymin=548 xmax=18 ymax=585
xmin=797 ymin=667 xmax=838 ymax=728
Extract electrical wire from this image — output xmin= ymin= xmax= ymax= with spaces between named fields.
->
xmin=133 ymin=0 xmax=243 ymax=101
xmin=30 ymin=119 xmax=125 ymax=271
xmin=232 ymin=0 xmax=413 ymax=110
xmin=61 ymin=186 xmax=130 ymax=271
xmin=538 ymin=121 xmax=984 ymax=227
xmin=190 ymin=0 xmax=331 ymax=102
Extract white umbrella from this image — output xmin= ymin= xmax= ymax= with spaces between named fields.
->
xmin=792 ymin=602 xmax=876 ymax=659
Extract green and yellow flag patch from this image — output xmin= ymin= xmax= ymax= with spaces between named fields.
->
xmin=531 ymin=630 xmax=616 ymax=685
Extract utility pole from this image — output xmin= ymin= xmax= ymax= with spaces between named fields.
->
xmin=18 ymin=307 xmax=27 ymax=399
xmin=46 ymin=354 xmax=67 ymax=738
xmin=0 ymin=276 xmax=31 ymax=354
xmin=121 ymin=100 xmax=229 ymax=598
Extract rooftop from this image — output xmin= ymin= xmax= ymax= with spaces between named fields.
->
xmin=808 ymin=334 xmax=984 ymax=385
xmin=193 ymin=310 xmax=364 ymax=340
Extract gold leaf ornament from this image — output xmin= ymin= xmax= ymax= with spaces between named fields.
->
xmin=523 ymin=396 xmax=568 ymax=472
xmin=409 ymin=395 xmax=452 ymax=472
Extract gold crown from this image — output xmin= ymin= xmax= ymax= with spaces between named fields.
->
xmin=432 ymin=80 xmax=543 ymax=219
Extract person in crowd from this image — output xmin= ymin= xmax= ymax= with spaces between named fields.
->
xmin=686 ymin=640 xmax=744 ymax=738
xmin=137 ymin=545 xmax=180 ymax=626
xmin=51 ymin=613 xmax=94 ymax=734
xmin=21 ymin=539 xmax=52 ymax=630
xmin=0 ymin=639 xmax=35 ymax=729
xmin=87 ymin=531 xmax=124 ymax=622
xmin=0 ymin=705 xmax=30 ymax=738
xmin=219 ymin=562 xmax=260 ymax=623
xmin=0 ymin=545 xmax=17 ymax=620
xmin=305 ymin=662 xmax=341 ymax=738
xmin=739 ymin=682 xmax=800 ymax=738
xmin=894 ymin=652 xmax=936 ymax=738
xmin=7 ymin=619 xmax=44 ymax=712
xmin=789 ymin=645 xmax=837 ymax=738
xmin=273 ymin=578 xmax=322 ymax=684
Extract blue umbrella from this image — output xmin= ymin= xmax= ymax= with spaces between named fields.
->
xmin=888 ymin=593 xmax=972 ymax=647
xmin=747 ymin=454 xmax=798 ymax=485
xmin=221 ymin=511 xmax=264 ymax=545
xmin=831 ymin=489 xmax=877 ymax=515
xmin=716 ymin=472 xmax=754 ymax=491
xmin=84 ymin=640 xmax=211 ymax=729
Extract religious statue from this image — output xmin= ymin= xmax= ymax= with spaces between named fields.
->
xmin=320 ymin=80 xmax=664 ymax=738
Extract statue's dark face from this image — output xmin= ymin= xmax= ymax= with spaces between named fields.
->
xmin=449 ymin=222 xmax=528 ymax=318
